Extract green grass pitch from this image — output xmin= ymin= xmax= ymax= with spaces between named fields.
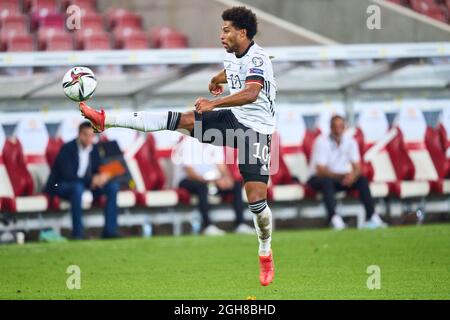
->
xmin=1 ymin=224 xmax=449 ymax=300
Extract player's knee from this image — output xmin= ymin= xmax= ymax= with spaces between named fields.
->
xmin=177 ymin=112 xmax=195 ymax=132
xmin=245 ymin=187 xmax=266 ymax=204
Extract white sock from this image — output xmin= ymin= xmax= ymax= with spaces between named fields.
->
xmin=105 ymin=111 xmax=181 ymax=132
xmin=252 ymin=205 xmax=272 ymax=256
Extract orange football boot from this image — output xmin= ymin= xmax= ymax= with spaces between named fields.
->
xmin=259 ymin=250 xmax=274 ymax=286
xmin=79 ymin=101 xmax=105 ymax=133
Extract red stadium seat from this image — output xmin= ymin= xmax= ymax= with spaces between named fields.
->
xmin=4 ymin=33 xmax=34 ymax=51
xmin=160 ymin=32 xmax=188 ymax=49
xmin=121 ymin=31 xmax=149 ymax=49
xmin=0 ymin=137 xmax=49 ymax=213
xmin=409 ymin=0 xmax=449 ymax=22
xmin=63 ymin=0 xmax=97 ymax=13
xmin=410 ymin=0 xmax=437 ymax=12
xmin=268 ymin=132 xmax=305 ymax=202
xmin=30 ymin=9 xmax=61 ymax=31
xmin=37 ymin=12 xmax=65 ymax=29
xmin=127 ymin=134 xmax=179 ymax=207
xmin=0 ymin=0 xmax=20 ymax=17
xmin=113 ymin=27 xmax=147 ymax=49
xmin=0 ymin=14 xmax=28 ymax=33
xmin=387 ymin=104 xmax=441 ymax=197
xmin=106 ymin=8 xmax=142 ymax=30
xmin=150 ymin=27 xmax=188 ymax=49
xmin=79 ymin=12 xmax=104 ymax=30
xmin=0 ymin=15 xmax=29 ymax=50
xmin=25 ymin=0 xmax=57 ymax=13
xmin=43 ymin=32 xmax=73 ymax=51
xmin=425 ymin=7 xmax=449 ymax=23
xmin=356 ymin=104 xmax=402 ymax=198
xmin=72 ymin=13 xmax=106 ymax=49
xmin=78 ymin=30 xmax=111 ymax=50
xmin=37 ymin=28 xmax=72 ymax=50
xmin=45 ymin=137 xmax=64 ymax=167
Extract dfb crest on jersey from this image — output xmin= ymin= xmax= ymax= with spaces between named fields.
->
xmin=252 ymin=57 xmax=264 ymax=67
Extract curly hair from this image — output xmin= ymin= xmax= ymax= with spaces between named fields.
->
xmin=222 ymin=6 xmax=258 ymax=39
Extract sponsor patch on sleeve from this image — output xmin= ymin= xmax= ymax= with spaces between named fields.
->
xmin=249 ymin=68 xmax=264 ymax=75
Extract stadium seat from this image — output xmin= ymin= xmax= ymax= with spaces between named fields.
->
xmin=28 ymin=0 xmax=59 ymax=31
xmin=77 ymin=30 xmax=111 ymax=50
xmin=25 ymin=0 xmax=57 ymax=13
xmin=0 ymin=14 xmax=28 ymax=34
xmin=429 ymin=106 xmax=450 ymax=193
xmin=0 ymin=137 xmax=49 ymax=213
xmin=37 ymin=12 xmax=65 ymax=29
xmin=113 ymin=27 xmax=148 ymax=49
xmin=55 ymin=116 xmax=80 ymax=143
xmin=0 ymin=124 xmax=8 ymax=212
xmin=45 ymin=136 xmax=63 ymax=167
xmin=0 ymin=0 xmax=20 ymax=17
xmin=358 ymin=104 xmax=430 ymax=199
xmin=14 ymin=117 xmax=50 ymax=193
xmin=106 ymin=8 xmax=142 ymax=30
xmin=267 ymin=108 xmax=309 ymax=202
xmin=150 ymin=27 xmax=188 ymax=49
xmin=63 ymin=0 xmax=97 ymax=13
xmin=43 ymin=31 xmax=73 ymax=51
xmin=79 ymin=12 xmax=104 ymax=30
xmin=128 ymin=134 xmax=179 ymax=207
xmin=121 ymin=31 xmax=149 ymax=49
xmin=4 ymin=33 xmax=34 ymax=51
xmin=409 ymin=0 xmax=449 ymax=22
xmin=388 ymin=103 xmax=437 ymax=197
xmin=102 ymin=127 xmax=139 ymax=154
xmin=0 ymin=14 xmax=29 ymax=50
xmin=268 ymin=132 xmax=305 ymax=202
xmin=355 ymin=104 xmax=390 ymax=198
xmin=37 ymin=28 xmax=73 ymax=51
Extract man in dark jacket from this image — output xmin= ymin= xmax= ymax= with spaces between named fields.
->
xmin=46 ymin=122 xmax=119 ymax=239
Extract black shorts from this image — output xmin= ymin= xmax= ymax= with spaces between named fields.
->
xmin=190 ymin=110 xmax=271 ymax=184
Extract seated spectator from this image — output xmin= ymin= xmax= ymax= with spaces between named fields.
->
xmin=307 ymin=115 xmax=387 ymax=230
xmin=173 ymin=137 xmax=254 ymax=236
xmin=45 ymin=122 xmax=120 ymax=239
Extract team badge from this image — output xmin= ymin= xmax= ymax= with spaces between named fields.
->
xmin=252 ymin=57 xmax=264 ymax=67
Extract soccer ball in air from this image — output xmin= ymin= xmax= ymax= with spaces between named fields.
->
xmin=62 ymin=66 xmax=97 ymax=102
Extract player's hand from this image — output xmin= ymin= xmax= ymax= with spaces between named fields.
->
xmin=209 ymin=82 xmax=224 ymax=96
xmin=195 ymin=97 xmax=216 ymax=114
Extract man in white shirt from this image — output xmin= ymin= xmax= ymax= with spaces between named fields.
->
xmin=173 ymin=137 xmax=254 ymax=236
xmin=307 ymin=115 xmax=386 ymax=229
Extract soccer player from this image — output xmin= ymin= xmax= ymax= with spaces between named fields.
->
xmin=79 ymin=6 xmax=276 ymax=286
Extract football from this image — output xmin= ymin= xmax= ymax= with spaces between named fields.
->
xmin=62 ymin=66 xmax=97 ymax=102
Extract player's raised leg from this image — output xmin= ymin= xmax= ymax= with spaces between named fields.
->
xmin=246 ymin=181 xmax=274 ymax=286
xmin=79 ymin=101 xmax=195 ymax=133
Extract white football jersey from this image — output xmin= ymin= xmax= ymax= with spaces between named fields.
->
xmin=223 ymin=41 xmax=276 ymax=135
